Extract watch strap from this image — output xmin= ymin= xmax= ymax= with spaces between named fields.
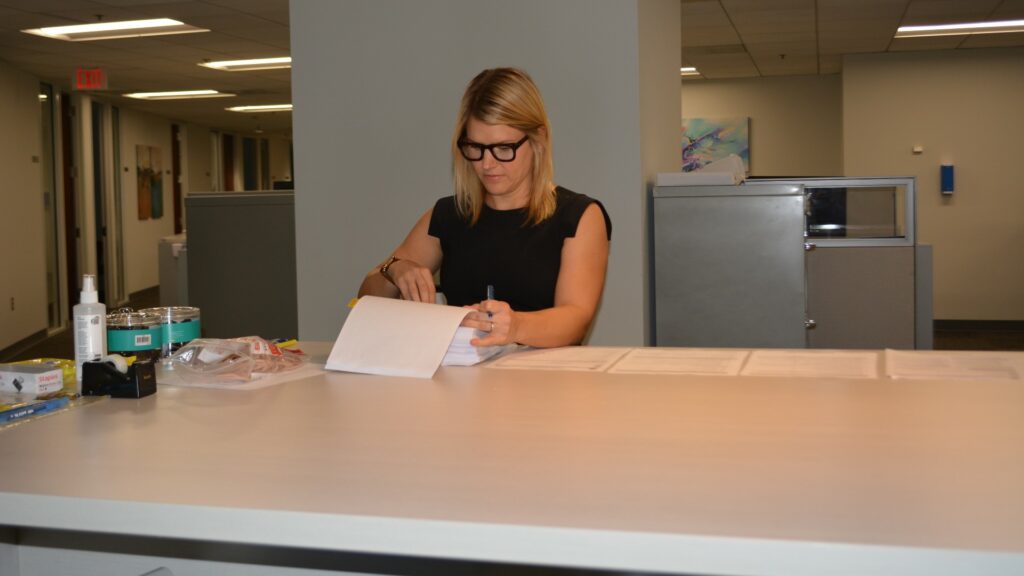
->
xmin=379 ymin=256 xmax=400 ymax=286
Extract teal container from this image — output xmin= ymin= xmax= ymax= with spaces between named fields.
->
xmin=140 ymin=306 xmax=201 ymax=358
xmin=106 ymin=311 xmax=162 ymax=362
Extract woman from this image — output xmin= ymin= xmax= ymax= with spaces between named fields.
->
xmin=358 ymin=68 xmax=611 ymax=348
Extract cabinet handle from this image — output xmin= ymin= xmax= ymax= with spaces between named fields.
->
xmin=805 ymin=319 xmax=817 ymax=329
xmin=804 ymin=242 xmax=817 ymax=251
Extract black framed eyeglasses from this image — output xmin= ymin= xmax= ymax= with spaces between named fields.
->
xmin=457 ymin=135 xmax=530 ymax=162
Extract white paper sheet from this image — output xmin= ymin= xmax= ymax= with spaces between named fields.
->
xmin=608 ymin=348 xmax=750 ymax=376
xmin=740 ymin=350 xmax=880 ymax=379
xmin=325 ymin=296 xmax=471 ymax=378
xmin=885 ymin=350 xmax=1021 ymax=380
xmin=486 ymin=347 xmax=631 ymax=372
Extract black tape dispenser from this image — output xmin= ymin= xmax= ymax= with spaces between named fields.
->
xmin=82 ymin=354 xmax=157 ymax=398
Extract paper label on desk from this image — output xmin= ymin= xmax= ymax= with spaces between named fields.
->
xmin=885 ymin=350 xmax=1021 ymax=380
xmin=487 ymin=346 xmax=630 ymax=372
xmin=609 ymin=348 xmax=750 ymax=376
xmin=325 ymin=296 xmax=471 ymax=378
xmin=740 ymin=350 xmax=880 ymax=379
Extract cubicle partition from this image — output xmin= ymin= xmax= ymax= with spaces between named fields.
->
xmin=185 ymin=191 xmax=298 ymax=340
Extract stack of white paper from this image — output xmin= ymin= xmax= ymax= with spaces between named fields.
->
xmin=441 ymin=327 xmax=514 ymax=366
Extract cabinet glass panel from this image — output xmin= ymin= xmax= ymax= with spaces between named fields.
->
xmin=807 ymin=184 xmax=907 ymax=239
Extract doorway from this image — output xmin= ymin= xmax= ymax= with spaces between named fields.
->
xmin=90 ymin=101 xmax=126 ymax=307
xmin=60 ymin=93 xmax=78 ymax=311
xmin=172 ymin=124 xmax=183 ymax=234
xmin=39 ymin=84 xmax=61 ymax=330
xmin=91 ymin=102 xmax=107 ymax=304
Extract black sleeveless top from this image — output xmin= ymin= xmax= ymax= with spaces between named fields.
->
xmin=428 ymin=187 xmax=612 ymax=311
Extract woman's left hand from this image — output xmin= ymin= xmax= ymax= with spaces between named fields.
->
xmin=463 ymin=299 xmax=517 ymax=347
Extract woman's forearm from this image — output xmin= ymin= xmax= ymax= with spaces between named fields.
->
xmin=358 ymin=270 xmax=398 ymax=298
xmin=510 ymin=304 xmax=595 ymax=348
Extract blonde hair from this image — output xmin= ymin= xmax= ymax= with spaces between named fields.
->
xmin=451 ymin=68 xmax=555 ymax=226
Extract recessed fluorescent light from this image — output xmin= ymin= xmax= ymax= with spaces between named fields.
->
xmin=895 ymin=19 xmax=1024 ymax=38
xmin=124 ymin=90 xmax=235 ymax=100
xmin=680 ymin=67 xmax=701 ymax=77
xmin=22 ymin=18 xmax=209 ymax=42
xmin=226 ymin=104 xmax=293 ymax=112
xmin=199 ymin=57 xmax=292 ymax=71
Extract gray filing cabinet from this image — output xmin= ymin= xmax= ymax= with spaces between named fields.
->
xmin=651 ymin=177 xmax=932 ymax=349
xmin=652 ymin=183 xmax=808 ymax=348
xmin=185 ymin=191 xmax=297 ymax=339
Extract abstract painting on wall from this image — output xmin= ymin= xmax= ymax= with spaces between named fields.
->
xmin=149 ymin=147 xmax=163 ymax=219
xmin=681 ymin=117 xmax=750 ymax=173
xmin=136 ymin=145 xmax=163 ymax=220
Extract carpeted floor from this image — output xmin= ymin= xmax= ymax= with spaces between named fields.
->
xmin=932 ymin=321 xmax=1024 ymax=351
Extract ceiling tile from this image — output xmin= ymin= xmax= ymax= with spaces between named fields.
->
xmin=23 ymin=6 xmax=148 ymax=25
xmin=818 ymin=53 xmax=842 ymax=74
xmin=889 ymin=36 xmax=966 ymax=51
xmin=960 ymin=31 xmax=1024 ymax=48
xmin=681 ymin=0 xmax=741 ymax=46
xmin=991 ymin=0 xmax=1024 ymax=19
xmin=722 ymin=0 xmax=816 ymax=35
xmin=901 ymin=0 xmax=1003 ymax=25
xmin=686 ymin=51 xmax=761 ymax=79
xmin=818 ymin=22 xmax=901 ymax=54
xmin=752 ymin=52 xmax=818 ymax=76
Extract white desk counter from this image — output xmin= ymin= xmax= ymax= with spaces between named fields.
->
xmin=1 ymin=344 xmax=1023 ymax=575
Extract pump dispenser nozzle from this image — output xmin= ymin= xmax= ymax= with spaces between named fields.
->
xmin=81 ymin=274 xmax=98 ymax=304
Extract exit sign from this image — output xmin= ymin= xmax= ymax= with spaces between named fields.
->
xmin=74 ymin=68 xmax=107 ymax=90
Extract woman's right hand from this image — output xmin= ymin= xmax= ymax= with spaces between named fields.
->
xmin=387 ymin=258 xmax=436 ymax=303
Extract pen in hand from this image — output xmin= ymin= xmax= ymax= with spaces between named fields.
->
xmin=485 ymin=285 xmax=494 ymax=331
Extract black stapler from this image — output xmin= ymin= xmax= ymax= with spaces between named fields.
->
xmin=82 ymin=359 xmax=157 ymax=398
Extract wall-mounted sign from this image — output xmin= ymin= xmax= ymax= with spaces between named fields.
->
xmin=74 ymin=67 xmax=107 ymax=90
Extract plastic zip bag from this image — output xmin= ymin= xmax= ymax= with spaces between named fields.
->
xmin=169 ymin=337 xmax=309 ymax=383
xmin=170 ymin=339 xmax=254 ymax=383
xmin=233 ymin=336 xmax=308 ymax=374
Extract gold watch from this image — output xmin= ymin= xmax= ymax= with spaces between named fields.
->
xmin=379 ymin=256 xmax=401 ymax=286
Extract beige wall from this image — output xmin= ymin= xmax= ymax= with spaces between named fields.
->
xmin=844 ymin=48 xmax=1024 ymax=320
xmin=0 ymin=61 xmax=46 ymax=350
xmin=268 ymin=137 xmax=292 ymax=185
xmin=118 ymin=108 xmax=176 ymax=296
xmin=680 ymin=74 xmax=843 ymax=176
xmin=185 ymin=124 xmax=214 ymax=196
xmin=639 ymin=0 xmax=683 ymax=340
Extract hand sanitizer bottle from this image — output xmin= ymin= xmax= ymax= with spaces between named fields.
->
xmin=74 ymin=274 xmax=106 ymax=385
